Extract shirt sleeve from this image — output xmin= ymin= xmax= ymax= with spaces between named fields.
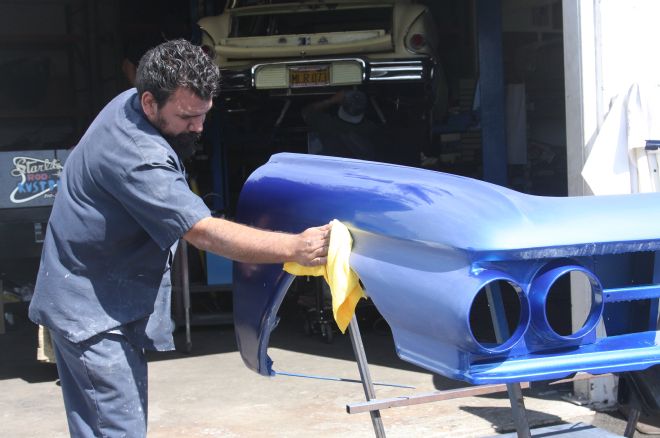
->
xmin=102 ymin=139 xmax=211 ymax=251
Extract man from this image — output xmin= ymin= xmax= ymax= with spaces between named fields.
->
xmin=28 ymin=39 xmax=330 ymax=437
xmin=302 ymin=90 xmax=417 ymax=165
xmin=302 ymin=89 xmax=378 ymax=161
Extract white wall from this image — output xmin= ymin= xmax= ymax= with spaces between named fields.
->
xmin=598 ymin=0 xmax=660 ymax=105
xmin=565 ymin=0 xmax=660 ymax=198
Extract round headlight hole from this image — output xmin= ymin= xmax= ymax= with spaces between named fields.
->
xmin=469 ymin=279 xmax=523 ymax=350
xmin=545 ymin=269 xmax=602 ymax=338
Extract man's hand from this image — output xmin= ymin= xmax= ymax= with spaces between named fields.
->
xmin=302 ymin=90 xmax=347 ymax=119
xmin=328 ymin=90 xmax=345 ymax=105
xmin=292 ymin=223 xmax=332 ymax=267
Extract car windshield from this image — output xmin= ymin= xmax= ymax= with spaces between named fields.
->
xmin=229 ymin=6 xmax=392 ymax=37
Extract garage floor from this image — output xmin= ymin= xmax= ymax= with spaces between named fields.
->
xmin=1 ymin=301 xmax=657 ymax=438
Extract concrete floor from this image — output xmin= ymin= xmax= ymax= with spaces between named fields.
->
xmin=1 ymin=300 xmax=658 ymax=438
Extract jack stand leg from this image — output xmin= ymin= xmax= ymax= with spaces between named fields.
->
xmin=624 ymin=408 xmax=640 ymax=438
xmin=506 ymin=382 xmax=531 ymax=438
xmin=486 ymin=284 xmax=531 ymax=438
xmin=348 ymin=316 xmax=387 ymax=438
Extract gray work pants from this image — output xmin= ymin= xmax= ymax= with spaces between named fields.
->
xmin=51 ymin=330 xmax=148 ymax=438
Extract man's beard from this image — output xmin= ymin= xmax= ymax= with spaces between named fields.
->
xmin=154 ymin=113 xmax=201 ymax=162
xmin=163 ymin=131 xmax=201 ymax=162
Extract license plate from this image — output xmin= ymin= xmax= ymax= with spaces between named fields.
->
xmin=289 ymin=65 xmax=330 ymax=88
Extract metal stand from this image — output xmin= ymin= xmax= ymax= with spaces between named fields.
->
xmin=345 ymin=310 xmax=534 ymax=438
xmin=505 ymin=383 xmax=531 ymax=438
xmin=348 ymin=316 xmax=386 ymax=438
xmin=345 ymin=284 xmax=533 ymax=438
xmin=172 ymin=240 xmax=233 ymax=353
xmin=345 ymin=330 xmax=624 ymax=437
xmin=485 ymin=284 xmax=531 ymax=438
xmin=623 ymin=408 xmax=640 ymax=438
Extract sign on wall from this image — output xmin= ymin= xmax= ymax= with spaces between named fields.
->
xmin=0 ymin=149 xmax=71 ymax=209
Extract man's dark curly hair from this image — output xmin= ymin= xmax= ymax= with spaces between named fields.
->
xmin=135 ymin=39 xmax=220 ymax=107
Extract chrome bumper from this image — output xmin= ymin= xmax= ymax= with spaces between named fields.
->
xmin=218 ymin=57 xmax=433 ymax=91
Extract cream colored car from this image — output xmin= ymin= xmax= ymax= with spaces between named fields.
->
xmin=198 ymin=0 xmax=446 ymax=122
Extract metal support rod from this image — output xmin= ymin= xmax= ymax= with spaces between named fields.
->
xmin=475 ymin=0 xmax=508 ymax=186
xmin=369 ymin=96 xmax=387 ymax=124
xmin=180 ymin=240 xmax=192 ymax=352
xmin=276 ymin=371 xmax=415 ymax=389
xmin=486 ymin=284 xmax=531 ymax=438
xmin=624 ymin=407 xmax=640 ymax=438
xmin=505 ymin=382 xmax=530 ymax=438
xmin=347 ymin=371 xmax=614 ymax=414
xmin=275 ymin=99 xmax=291 ymax=127
xmin=348 ymin=316 xmax=386 ymax=438
xmin=347 ymin=382 xmax=530 ymax=414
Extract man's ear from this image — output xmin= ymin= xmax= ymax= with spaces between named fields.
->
xmin=140 ymin=91 xmax=158 ymax=122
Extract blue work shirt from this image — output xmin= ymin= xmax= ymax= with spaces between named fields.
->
xmin=29 ymin=89 xmax=211 ymax=350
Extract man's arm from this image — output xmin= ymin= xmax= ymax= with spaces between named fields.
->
xmin=183 ymin=217 xmax=331 ymax=267
xmin=301 ymin=90 xmax=345 ymax=121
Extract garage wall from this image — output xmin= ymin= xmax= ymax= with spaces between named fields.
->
xmin=565 ymin=0 xmax=660 ymax=197
xmin=0 ymin=0 xmax=122 ymax=152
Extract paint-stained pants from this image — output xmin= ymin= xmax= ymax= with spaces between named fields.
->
xmin=51 ymin=330 xmax=148 ymax=438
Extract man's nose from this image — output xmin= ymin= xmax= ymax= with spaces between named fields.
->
xmin=188 ymin=115 xmax=205 ymax=132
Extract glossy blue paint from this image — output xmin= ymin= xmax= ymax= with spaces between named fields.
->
xmin=234 ymin=153 xmax=660 ymax=384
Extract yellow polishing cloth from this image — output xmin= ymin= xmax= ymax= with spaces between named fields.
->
xmin=284 ymin=219 xmax=366 ymax=333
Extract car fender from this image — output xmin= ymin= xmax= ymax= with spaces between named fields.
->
xmin=233 ymin=153 xmax=660 ymax=383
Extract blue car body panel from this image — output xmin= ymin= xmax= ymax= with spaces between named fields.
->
xmin=234 ymin=153 xmax=660 ymax=384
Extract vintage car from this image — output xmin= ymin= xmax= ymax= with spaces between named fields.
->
xmin=197 ymin=0 xmax=447 ymax=126
xmin=232 ymin=153 xmax=660 ymax=384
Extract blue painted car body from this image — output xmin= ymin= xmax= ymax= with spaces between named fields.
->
xmin=234 ymin=153 xmax=660 ymax=384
